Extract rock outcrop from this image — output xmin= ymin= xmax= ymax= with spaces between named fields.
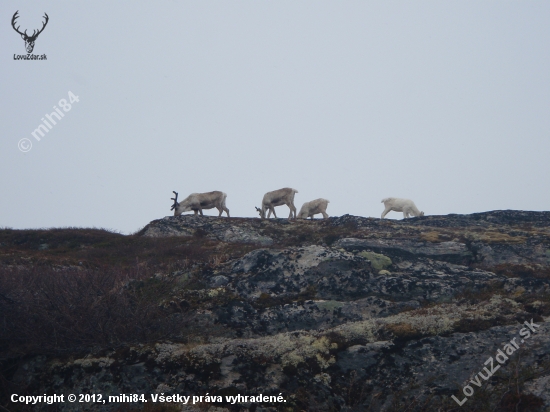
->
xmin=3 ymin=211 xmax=550 ymax=411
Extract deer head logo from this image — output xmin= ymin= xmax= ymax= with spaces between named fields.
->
xmin=11 ymin=11 xmax=49 ymax=54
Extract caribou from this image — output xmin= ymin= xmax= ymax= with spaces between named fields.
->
xmin=11 ymin=11 xmax=49 ymax=54
xmin=171 ymin=191 xmax=230 ymax=217
xmin=297 ymin=198 xmax=330 ymax=219
xmin=381 ymin=197 xmax=424 ymax=219
xmin=256 ymin=188 xmax=298 ymax=219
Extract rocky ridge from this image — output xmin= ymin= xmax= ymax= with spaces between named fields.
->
xmin=3 ymin=211 xmax=550 ymax=411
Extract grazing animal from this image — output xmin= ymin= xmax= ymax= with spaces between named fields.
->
xmin=171 ymin=191 xmax=230 ymax=217
xmin=256 ymin=188 xmax=298 ymax=219
xmin=381 ymin=198 xmax=424 ymax=219
xmin=297 ymin=198 xmax=330 ymax=219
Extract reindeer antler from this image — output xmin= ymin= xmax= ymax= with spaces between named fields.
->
xmin=11 ymin=11 xmax=49 ymax=40
xmin=30 ymin=13 xmax=49 ymax=39
xmin=170 ymin=191 xmax=179 ymax=211
xmin=11 ymin=11 xmax=25 ymax=37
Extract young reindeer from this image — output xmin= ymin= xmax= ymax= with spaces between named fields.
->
xmin=297 ymin=198 xmax=330 ymax=219
xmin=171 ymin=191 xmax=230 ymax=217
xmin=255 ymin=188 xmax=298 ymax=219
xmin=381 ymin=197 xmax=424 ymax=219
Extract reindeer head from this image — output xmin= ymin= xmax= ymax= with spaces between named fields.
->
xmin=171 ymin=191 xmax=181 ymax=216
xmin=12 ymin=11 xmax=49 ymax=54
xmin=255 ymin=206 xmax=264 ymax=219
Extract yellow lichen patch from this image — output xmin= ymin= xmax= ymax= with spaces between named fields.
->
xmin=386 ymin=323 xmax=421 ymax=340
xmin=466 ymin=230 xmax=527 ymax=244
xmin=420 ymin=231 xmax=441 ymax=242
xmin=280 ymin=335 xmax=334 ymax=369
xmin=358 ymin=251 xmax=392 ymax=271
xmin=512 ymin=286 xmax=526 ymax=297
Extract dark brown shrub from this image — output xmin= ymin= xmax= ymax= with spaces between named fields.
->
xmin=0 ymin=265 xmax=188 ymax=357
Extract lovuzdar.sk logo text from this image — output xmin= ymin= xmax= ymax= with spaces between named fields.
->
xmin=11 ymin=10 xmax=49 ymax=59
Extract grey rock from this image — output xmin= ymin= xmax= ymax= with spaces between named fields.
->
xmin=141 ymin=215 xmax=274 ymax=244
xmin=335 ymin=238 xmax=474 ymax=265
xmin=210 ymin=275 xmax=229 ymax=287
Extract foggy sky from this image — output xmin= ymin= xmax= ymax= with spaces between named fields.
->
xmin=1 ymin=1 xmax=549 ymax=233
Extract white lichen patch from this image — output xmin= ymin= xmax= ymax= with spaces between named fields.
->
xmin=155 ymin=383 xmax=173 ymax=394
xmin=383 ymin=306 xmax=458 ymax=335
xmin=330 ymin=319 xmax=378 ymax=343
xmin=95 ymin=292 xmax=529 ymax=380
xmin=315 ymin=300 xmax=345 ymax=311
xmin=232 ymin=245 xmax=357 ymax=277
xmin=154 ymin=343 xmax=189 ymax=363
xmin=188 ymin=343 xmax=224 ymax=367
xmin=381 ymin=296 xmax=526 ymax=337
xmin=314 ymin=372 xmax=332 ymax=386
xmin=72 ymin=357 xmax=114 ymax=369
xmin=207 ymin=287 xmax=225 ymax=297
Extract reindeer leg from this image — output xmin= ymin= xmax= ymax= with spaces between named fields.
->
xmin=287 ymin=203 xmax=296 ymax=219
xmin=381 ymin=208 xmax=391 ymax=219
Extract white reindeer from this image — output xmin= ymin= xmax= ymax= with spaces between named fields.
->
xmin=171 ymin=191 xmax=230 ymax=217
xmin=381 ymin=197 xmax=424 ymax=219
xmin=297 ymin=198 xmax=330 ymax=219
xmin=255 ymin=188 xmax=298 ymax=219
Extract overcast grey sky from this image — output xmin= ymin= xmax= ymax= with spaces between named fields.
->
xmin=1 ymin=1 xmax=549 ymax=233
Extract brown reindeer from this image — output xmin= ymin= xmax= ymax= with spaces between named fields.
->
xmin=171 ymin=191 xmax=230 ymax=217
xmin=256 ymin=188 xmax=298 ymax=219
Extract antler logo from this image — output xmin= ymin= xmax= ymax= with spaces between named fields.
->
xmin=11 ymin=11 xmax=49 ymax=54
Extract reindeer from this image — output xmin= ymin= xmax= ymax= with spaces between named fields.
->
xmin=11 ymin=11 xmax=49 ymax=54
xmin=381 ymin=197 xmax=424 ymax=219
xmin=170 ymin=191 xmax=230 ymax=217
xmin=297 ymin=198 xmax=330 ymax=219
xmin=256 ymin=188 xmax=298 ymax=219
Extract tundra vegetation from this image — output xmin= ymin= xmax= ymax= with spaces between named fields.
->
xmin=1 ymin=210 xmax=550 ymax=411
